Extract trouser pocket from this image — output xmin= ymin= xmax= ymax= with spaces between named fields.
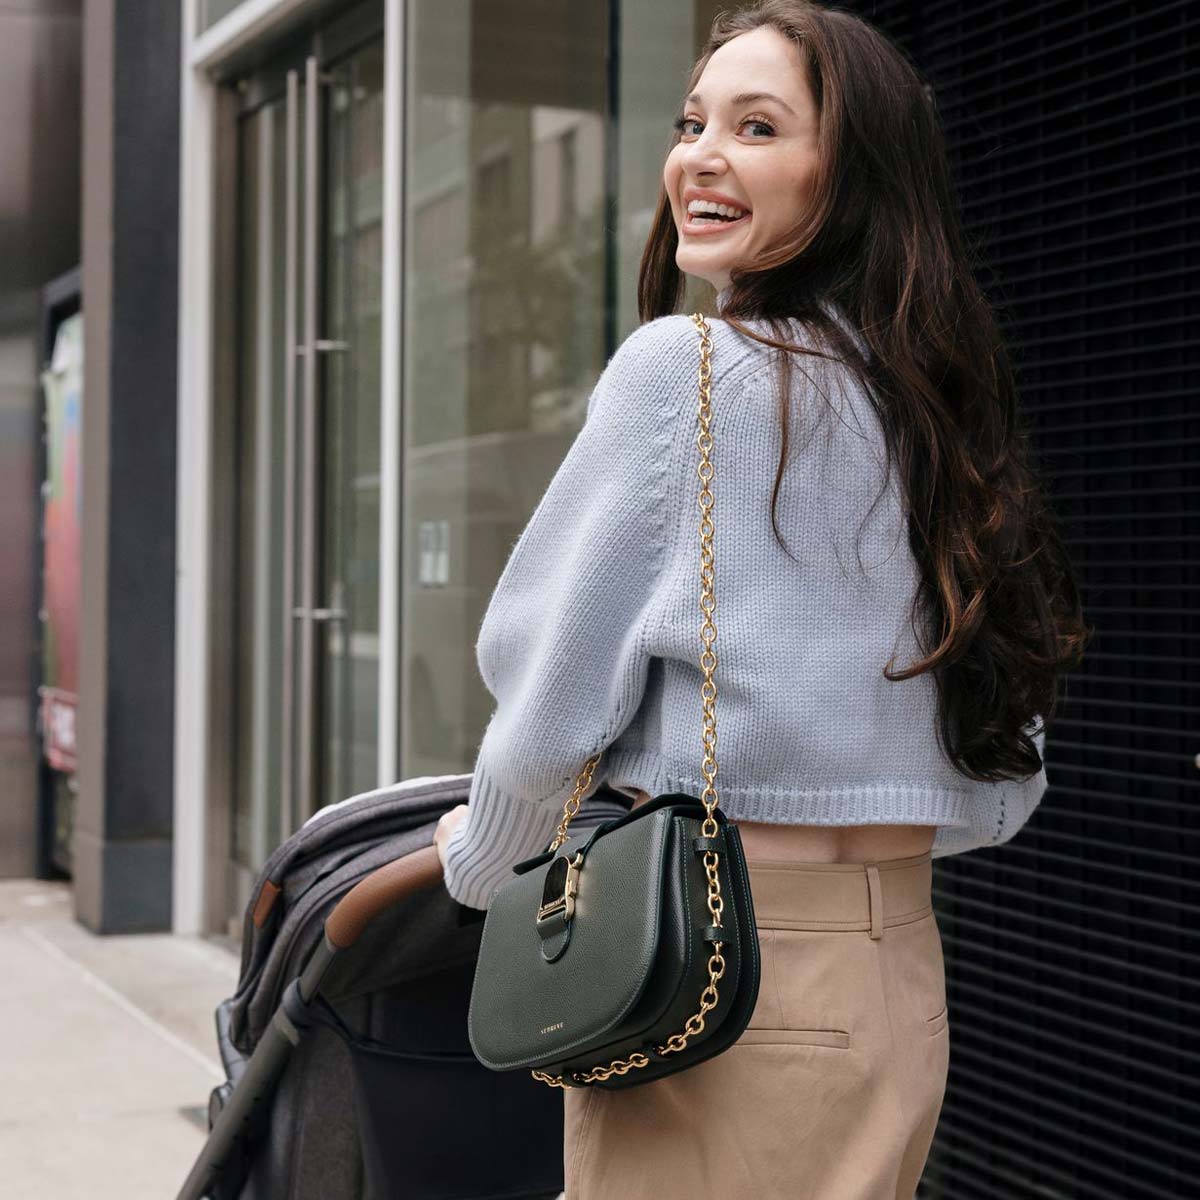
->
xmin=738 ymin=926 xmax=858 ymax=1049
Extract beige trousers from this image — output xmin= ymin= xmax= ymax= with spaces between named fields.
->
xmin=562 ymin=850 xmax=949 ymax=1200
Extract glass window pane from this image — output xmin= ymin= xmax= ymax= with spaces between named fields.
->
xmin=320 ymin=39 xmax=386 ymax=810
xmin=232 ymin=97 xmax=292 ymax=870
xmin=198 ymin=0 xmax=253 ymax=34
xmin=399 ymin=0 xmax=610 ymax=778
xmin=397 ymin=1 xmax=726 ymax=782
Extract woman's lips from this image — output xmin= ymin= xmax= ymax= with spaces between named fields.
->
xmin=681 ymin=210 xmax=751 ymax=236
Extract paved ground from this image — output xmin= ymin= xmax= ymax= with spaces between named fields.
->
xmin=0 ymin=879 xmax=240 ymax=1198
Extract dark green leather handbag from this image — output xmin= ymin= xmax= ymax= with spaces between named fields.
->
xmin=466 ymin=312 xmax=761 ymax=1091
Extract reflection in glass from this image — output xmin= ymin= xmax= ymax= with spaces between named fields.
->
xmin=198 ymin=0 xmax=252 ymax=34
xmin=399 ymin=1 xmax=609 ymax=780
xmin=320 ymin=41 xmax=386 ymax=812
xmin=233 ymin=95 xmax=296 ymax=870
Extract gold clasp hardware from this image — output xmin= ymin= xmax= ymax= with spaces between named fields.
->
xmin=536 ymin=851 xmax=583 ymax=924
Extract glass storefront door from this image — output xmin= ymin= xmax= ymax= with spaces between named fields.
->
xmin=231 ymin=4 xmax=384 ymax=878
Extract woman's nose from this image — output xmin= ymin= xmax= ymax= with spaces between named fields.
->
xmin=679 ymin=130 xmax=727 ymax=177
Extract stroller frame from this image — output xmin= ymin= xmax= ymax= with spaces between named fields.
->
xmin=177 ymin=773 xmax=630 ymax=1200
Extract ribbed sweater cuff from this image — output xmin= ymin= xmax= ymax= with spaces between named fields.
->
xmin=441 ymin=766 xmax=563 ymax=911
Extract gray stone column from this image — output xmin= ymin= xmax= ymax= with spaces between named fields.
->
xmin=75 ymin=0 xmax=179 ymax=932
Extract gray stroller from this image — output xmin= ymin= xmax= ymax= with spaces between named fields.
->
xmin=176 ymin=773 xmax=630 ymax=1200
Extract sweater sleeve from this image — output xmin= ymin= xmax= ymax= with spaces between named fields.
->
xmin=441 ymin=317 xmax=702 ymax=910
xmin=930 ymin=715 xmax=1049 ymax=858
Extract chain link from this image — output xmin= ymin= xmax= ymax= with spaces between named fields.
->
xmin=532 ymin=312 xmax=725 ymax=1089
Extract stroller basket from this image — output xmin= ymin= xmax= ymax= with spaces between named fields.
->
xmin=178 ymin=773 xmax=630 ymax=1200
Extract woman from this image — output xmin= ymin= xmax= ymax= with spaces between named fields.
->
xmin=437 ymin=2 xmax=1088 ymax=1197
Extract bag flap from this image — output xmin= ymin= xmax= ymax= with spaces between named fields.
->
xmin=467 ymin=807 xmax=673 ymax=1070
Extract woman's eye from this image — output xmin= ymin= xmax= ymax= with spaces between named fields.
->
xmin=671 ymin=115 xmax=776 ymax=138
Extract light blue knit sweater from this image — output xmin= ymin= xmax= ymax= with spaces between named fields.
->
xmin=442 ymin=295 xmax=1047 ymax=911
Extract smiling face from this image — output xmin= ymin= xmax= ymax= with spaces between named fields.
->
xmin=663 ymin=26 xmax=820 ymax=293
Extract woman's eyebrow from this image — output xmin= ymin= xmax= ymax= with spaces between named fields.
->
xmin=685 ymin=90 xmax=798 ymax=117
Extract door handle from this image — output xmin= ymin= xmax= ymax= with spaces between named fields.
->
xmin=311 ymin=607 xmax=347 ymax=622
xmin=292 ymin=606 xmax=347 ymax=621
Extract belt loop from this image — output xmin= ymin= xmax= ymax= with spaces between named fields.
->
xmin=865 ymin=863 xmax=883 ymax=939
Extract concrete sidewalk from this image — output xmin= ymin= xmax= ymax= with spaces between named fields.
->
xmin=0 ymin=879 xmax=239 ymax=1198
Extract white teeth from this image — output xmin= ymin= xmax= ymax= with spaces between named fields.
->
xmin=687 ymin=199 xmax=747 ymax=219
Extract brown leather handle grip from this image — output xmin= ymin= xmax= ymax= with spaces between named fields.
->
xmin=325 ymin=844 xmax=445 ymax=949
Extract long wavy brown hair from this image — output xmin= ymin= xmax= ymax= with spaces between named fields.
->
xmin=639 ymin=0 xmax=1090 ymax=783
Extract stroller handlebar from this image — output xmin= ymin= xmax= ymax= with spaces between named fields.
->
xmin=325 ymin=844 xmax=445 ymax=948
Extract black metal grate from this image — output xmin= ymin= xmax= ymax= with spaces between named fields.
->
xmin=864 ymin=2 xmax=1200 ymax=1196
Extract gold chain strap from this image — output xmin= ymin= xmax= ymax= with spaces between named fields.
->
xmin=531 ymin=312 xmax=725 ymax=1089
